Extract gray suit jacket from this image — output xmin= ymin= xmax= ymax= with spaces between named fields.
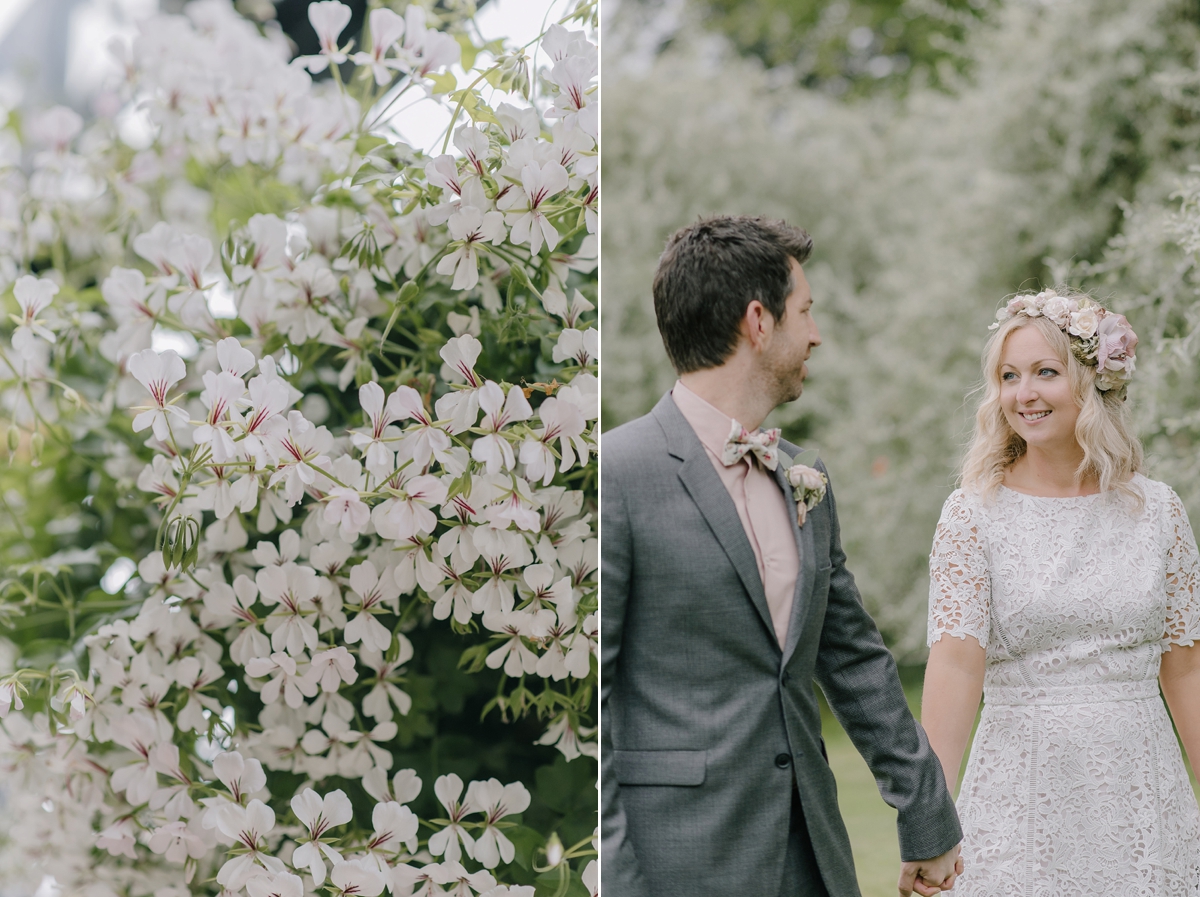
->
xmin=601 ymin=393 xmax=961 ymax=897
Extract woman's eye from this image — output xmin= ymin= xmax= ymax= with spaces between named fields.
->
xmin=1001 ymin=372 xmax=1016 ymax=381
xmin=1039 ymin=368 xmax=1058 ymax=377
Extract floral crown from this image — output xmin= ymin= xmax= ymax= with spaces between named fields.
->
xmin=989 ymin=289 xmax=1138 ymax=393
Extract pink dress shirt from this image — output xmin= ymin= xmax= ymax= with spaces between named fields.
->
xmin=672 ymin=381 xmax=801 ymax=647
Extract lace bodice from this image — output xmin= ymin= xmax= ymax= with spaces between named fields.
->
xmin=929 ymin=475 xmax=1200 ymax=693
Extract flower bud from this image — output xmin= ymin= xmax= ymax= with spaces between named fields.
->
xmin=496 ymin=52 xmax=531 ymax=99
xmin=30 ymin=432 xmax=44 ymax=464
xmin=6 ymin=424 xmax=19 ymax=454
xmin=395 ymin=280 xmax=420 ymax=307
xmin=544 ymin=832 xmax=563 ymax=867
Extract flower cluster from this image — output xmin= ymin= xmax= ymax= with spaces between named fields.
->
xmin=0 ymin=0 xmax=598 ymax=893
xmin=990 ymin=289 xmax=1138 ymax=392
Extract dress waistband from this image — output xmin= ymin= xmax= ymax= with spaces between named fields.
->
xmin=984 ymin=678 xmax=1160 ymax=706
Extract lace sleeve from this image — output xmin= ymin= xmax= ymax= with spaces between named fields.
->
xmin=928 ymin=490 xmax=991 ymax=648
xmin=1163 ymin=488 xmax=1200 ymax=649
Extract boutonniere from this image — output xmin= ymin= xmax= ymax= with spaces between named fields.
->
xmin=780 ymin=451 xmax=827 ymax=527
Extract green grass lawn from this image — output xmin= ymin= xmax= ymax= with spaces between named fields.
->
xmin=820 ymin=671 xmax=1200 ymax=897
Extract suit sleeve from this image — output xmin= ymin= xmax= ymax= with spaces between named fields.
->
xmin=812 ymin=463 xmax=963 ymax=861
xmin=600 ymin=448 xmax=651 ymax=896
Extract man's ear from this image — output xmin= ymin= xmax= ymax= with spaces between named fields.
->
xmin=742 ymin=300 xmax=772 ymax=351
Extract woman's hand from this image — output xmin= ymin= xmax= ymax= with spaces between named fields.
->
xmin=898 ymin=842 xmax=964 ymax=896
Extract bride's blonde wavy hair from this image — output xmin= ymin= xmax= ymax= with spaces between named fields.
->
xmin=960 ymin=302 xmax=1144 ymax=505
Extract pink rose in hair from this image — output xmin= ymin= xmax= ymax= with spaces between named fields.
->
xmin=1096 ymin=312 xmax=1138 ymax=372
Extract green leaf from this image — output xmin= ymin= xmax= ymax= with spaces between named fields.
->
xmin=458 ymin=643 xmax=489 ymax=674
xmin=456 ymin=33 xmax=479 ymax=72
xmin=379 ymin=281 xmax=420 ymax=350
xmin=428 ymin=72 xmax=458 ymax=95
xmin=466 ymin=99 xmax=501 ymax=127
xmin=506 ymin=824 xmax=544 ymax=871
xmin=444 ymin=470 xmax=472 ymax=502
xmin=356 ymin=134 xmax=390 ymax=156
xmin=534 ymin=868 xmax=588 ymax=897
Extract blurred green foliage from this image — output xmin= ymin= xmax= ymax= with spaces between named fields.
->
xmin=612 ymin=0 xmax=995 ymax=96
xmin=602 ymin=0 xmax=1200 ymax=659
xmin=698 ymin=0 xmax=992 ymax=94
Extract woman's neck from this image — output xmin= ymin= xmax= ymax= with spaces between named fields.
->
xmin=1004 ymin=445 xmax=1099 ymax=497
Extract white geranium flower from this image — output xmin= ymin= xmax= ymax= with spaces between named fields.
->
xmin=550 ymin=328 xmax=597 ymax=367
xmin=363 ymin=767 xmax=423 ymax=806
xmin=246 ymin=872 xmax=305 ymax=897
xmin=535 ymin=712 xmax=596 ymax=762
xmin=330 ymin=859 xmax=386 ymax=897
xmin=148 ymin=820 xmax=207 ymax=863
xmin=428 ymin=546 xmax=476 ymax=625
xmin=499 ymin=161 xmax=568 ymax=256
xmin=216 ymin=336 xmax=257 ymax=377
xmin=309 ymin=645 xmax=359 ymax=692
xmin=465 ymin=779 xmax=531 ymax=868
xmin=519 ymin=396 xmax=587 ymax=485
xmin=245 ymin=651 xmax=318 ymax=709
xmin=268 ymin=411 xmax=333 ymax=506
xmin=428 ymin=774 xmax=475 ymax=863
xmin=212 ymin=750 xmax=268 ymax=802
xmin=291 ymin=787 xmax=353 ymax=885
xmin=257 ymin=563 xmax=322 ymax=656
xmin=437 ymin=205 xmax=507 ymax=291
xmin=351 ymin=7 xmax=407 ymax=85
xmin=96 ymin=818 xmax=138 ymax=859
xmin=10 ymin=275 xmax=58 ymax=357
xmin=363 ymin=800 xmax=419 ymax=867
xmin=215 ymin=799 xmax=284 ymax=890
xmin=484 ymin=609 xmax=550 ymax=677
xmin=127 ymin=348 xmax=190 ymax=441
xmin=371 ymin=471 xmax=449 ymax=541
xmin=0 ymin=681 xmax=23 ymax=718
xmin=344 ymin=561 xmax=399 ymax=652
xmin=471 ymin=382 xmax=532 ymax=475
xmin=302 ymin=1 xmax=353 ymax=73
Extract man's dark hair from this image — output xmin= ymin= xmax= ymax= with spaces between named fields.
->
xmin=652 ymin=215 xmax=813 ymax=373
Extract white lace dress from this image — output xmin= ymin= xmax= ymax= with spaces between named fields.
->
xmin=928 ymin=475 xmax=1200 ymax=896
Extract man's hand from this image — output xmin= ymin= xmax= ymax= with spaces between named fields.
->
xmin=897 ymin=842 xmax=963 ymax=897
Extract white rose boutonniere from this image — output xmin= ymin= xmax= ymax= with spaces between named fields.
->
xmin=784 ymin=459 xmax=827 ymax=527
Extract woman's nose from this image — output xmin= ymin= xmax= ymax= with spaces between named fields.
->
xmin=1016 ymin=377 xmax=1038 ymax=404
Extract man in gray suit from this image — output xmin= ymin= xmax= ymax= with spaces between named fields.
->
xmin=601 ymin=216 xmax=963 ymax=896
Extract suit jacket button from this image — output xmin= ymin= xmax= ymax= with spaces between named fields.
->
xmin=780 ymin=671 xmax=791 ymax=685
xmin=775 ymin=753 xmax=791 ymax=769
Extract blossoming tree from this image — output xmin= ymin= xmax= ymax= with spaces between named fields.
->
xmin=0 ymin=1 xmax=597 ymax=894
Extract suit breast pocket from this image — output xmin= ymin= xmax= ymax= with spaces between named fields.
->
xmin=613 ymin=749 xmax=707 ymax=786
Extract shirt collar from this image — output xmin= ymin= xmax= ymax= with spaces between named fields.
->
xmin=672 ymin=379 xmax=739 ymax=461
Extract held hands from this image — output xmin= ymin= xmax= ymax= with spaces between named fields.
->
xmin=898 ymin=842 xmax=964 ymax=897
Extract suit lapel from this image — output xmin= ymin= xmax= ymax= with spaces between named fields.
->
xmin=775 ymin=451 xmax=817 ymax=667
xmin=652 ymin=395 xmax=778 ymax=647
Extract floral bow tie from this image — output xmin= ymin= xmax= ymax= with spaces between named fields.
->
xmin=721 ymin=420 xmax=781 ymax=471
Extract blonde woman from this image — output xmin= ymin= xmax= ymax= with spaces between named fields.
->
xmin=922 ymin=289 xmax=1200 ymax=894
